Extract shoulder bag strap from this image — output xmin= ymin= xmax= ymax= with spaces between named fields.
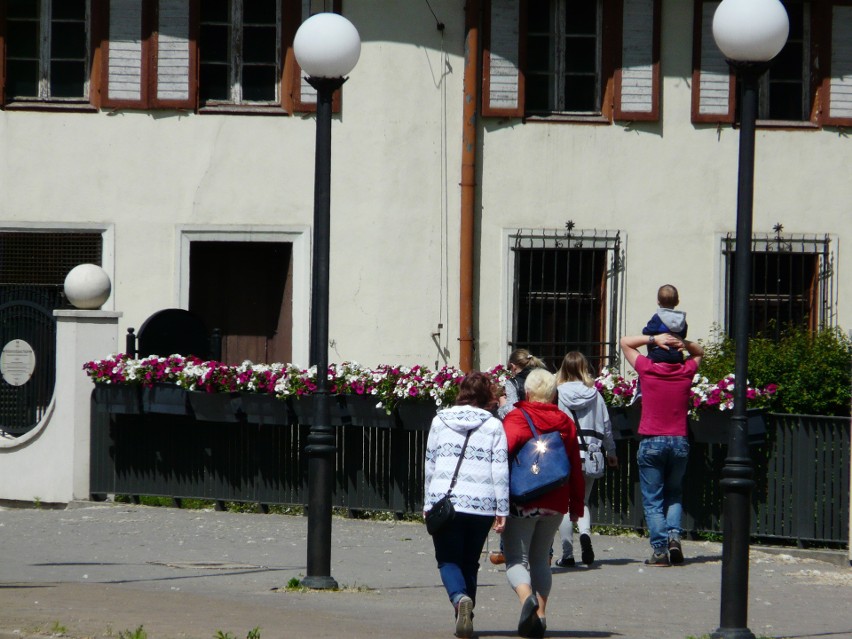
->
xmin=517 ymin=408 xmax=540 ymax=438
xmin=445 ymin=429 xmax=474 ymax=497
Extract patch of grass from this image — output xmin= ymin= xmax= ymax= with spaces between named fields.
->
xmin=49 ymin=621 xmax=67 ymax=636
xmin=118 ymin=625 xmax=147 ymax=639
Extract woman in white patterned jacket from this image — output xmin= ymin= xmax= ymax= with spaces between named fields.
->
xmin=424 ymin=371 xmax=509 ymax=639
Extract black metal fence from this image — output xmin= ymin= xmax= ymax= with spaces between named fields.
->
xmin=90 ymin=399 xmax=850 ymax=548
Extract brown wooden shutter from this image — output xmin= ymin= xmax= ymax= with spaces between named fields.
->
xmin=0 ymin=7 xmax=7 ymax=105
xmin=691 ymin=0 xmax=735 ymax=124
xmin=483 ymin=0 xmax=524 ymax=118
xmin=614 ymin=0 xmax=661 ymax=121
xmin=291 ymin=0 xmax=343 ymax=113
xmin=151 ymin=0 xmax=197 ymax=110
xmin=822 ymin=3 xmax=852 ymax=126
xmin=102 ymin=0 xmax=151 ymax=108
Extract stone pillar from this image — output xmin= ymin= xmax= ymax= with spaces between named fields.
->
xmin=0 ymin=311 xmax=120 ymax=505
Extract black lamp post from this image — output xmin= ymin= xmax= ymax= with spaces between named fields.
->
xmin=293 ymin=12 xmax=361 ymax=590
xmin=710 ymin=2 xmax=788 ymax=637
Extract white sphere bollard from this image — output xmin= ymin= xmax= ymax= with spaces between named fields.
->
xmin=64 ymin=264 xmax=112 ymax=309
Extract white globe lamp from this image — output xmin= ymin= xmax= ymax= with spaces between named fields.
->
xmin=64 ymin=264 xmax=111 ymax=309
xmin=294 ymin=13 xmax=361 ymax=78
xmin=713 ymin=0 xmax=789 ymax=62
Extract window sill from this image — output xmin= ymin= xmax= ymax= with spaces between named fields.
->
xmin=3 ymin=101 xmax=97 ymax=113
xmin=199 ymin=104 xmax=290 ymax=116
xmin=740 ymin=119 xmax=820 ymax=131
xmin=523 ymin=112 xmax=611 ymax=125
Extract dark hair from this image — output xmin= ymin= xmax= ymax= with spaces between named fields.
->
xmin=455 ymin=371 xmax=495 ymax=408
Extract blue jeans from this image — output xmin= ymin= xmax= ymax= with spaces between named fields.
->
xmin=432 ymin=512 xmax=494 ymax=606
xmin=637 ymin=436 xmax=689 ymax=552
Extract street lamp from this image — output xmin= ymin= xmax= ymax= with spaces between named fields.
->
xmin=711 ymin=2 xmax=788 ymax=638
xmin=293 ymin=12 xmax=361 ymax=590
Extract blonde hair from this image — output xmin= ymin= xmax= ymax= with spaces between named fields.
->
xmin=556 ymin=351 xmax=595 ymax=387
xmin=524 ymin=368 xmax=557 ymax=403
xmin=508 ymin=348 xmax=546 ymax=371
xmin=658 ymin=284 xmax=680 ymax=308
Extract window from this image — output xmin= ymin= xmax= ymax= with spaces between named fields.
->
xmin=525 ymin=0 xmax=602 ymax=114
xmin=483 ymin=0 xmax=660 ymax=122
xmin=4 ymin=0 xmax=91 ymax=102
xmin=723 ymin=233 xmax=835 ymax=339
xmin=509 ymin=227 xmax=623 ymax=372
xmin=693 ymin=0 xmax=852 ymax=127
xmin=200 ymin=0 xmax=281 ymax=105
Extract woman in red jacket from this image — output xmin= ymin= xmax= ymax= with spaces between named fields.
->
xmin=501 ymin=368 xmax=585 ymax=638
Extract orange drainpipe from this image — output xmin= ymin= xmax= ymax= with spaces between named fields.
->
xmin=459 ymin=0 xmax=480 ymax=373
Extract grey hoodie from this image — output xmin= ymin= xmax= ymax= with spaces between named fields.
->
xmin=556 ymin=381 xmax=616 ymax=457
xmin=657 ymin=307 xmax=687 ymax=334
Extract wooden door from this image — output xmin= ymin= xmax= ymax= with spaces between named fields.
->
xmin=189 ymin=241 xmax=293 ymax=364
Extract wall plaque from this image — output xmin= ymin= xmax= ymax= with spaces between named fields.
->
xmin=1 ymin=339 xmax=36 ymax=387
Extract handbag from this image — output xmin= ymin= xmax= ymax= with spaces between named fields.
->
xmin=566 ymin=406 xmax=607 ymax=479
xmin=425 ymin=429 xmax=474 ymax=535
xmin=509 ymin=408 xmax=571 ymax=503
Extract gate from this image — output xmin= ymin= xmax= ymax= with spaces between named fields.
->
xmin=0 ymin=287 xmax=59 ymax=437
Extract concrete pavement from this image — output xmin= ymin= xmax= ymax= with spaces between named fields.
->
xmin=0 ymin=502 xmax=849 ymax=639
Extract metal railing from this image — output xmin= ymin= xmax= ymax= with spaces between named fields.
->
xmin=90 ymin=406 xmax=850 ymax=547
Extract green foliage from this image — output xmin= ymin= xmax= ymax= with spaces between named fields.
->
xmin=286 ymin=577 xmax=303 ymax=590
xmin=699 ymin=324 xmax=851 ymax=416
xmin=246 ymin=627 xmax=262 ymax=639
xmin=214 ymin=632 xmax=236 ymax=639
xmin=118 ymin=626 xmax=147 ymax=639
xmin=49 ymin=621 xmax=67 ymax=635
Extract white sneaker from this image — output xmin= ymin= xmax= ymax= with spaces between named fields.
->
xmin=455 ymin=595 xmax=473 ymax=638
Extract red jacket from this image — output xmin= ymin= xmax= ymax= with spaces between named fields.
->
xmin=503 ymin=400 xmax=585 ymax=521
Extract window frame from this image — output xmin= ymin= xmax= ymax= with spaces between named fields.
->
xmin=199 ymin=0 xmax=285 ymax=111
xmin=0 ymin=0 xmax=100 ymax=110
xmin=483 ymin=0 xmax=659 ymax=124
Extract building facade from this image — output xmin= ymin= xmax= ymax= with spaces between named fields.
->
xmin=0 ymin=0 xmax=849 ymax=381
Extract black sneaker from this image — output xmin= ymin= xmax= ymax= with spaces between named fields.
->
xmin=644 ymin=550 xmax=670 ymax=567
xmin=580 ymin=533 xmax=595 ymax=565
xmin=668 ymin=538 xmax=684 ymax=565
xmin=554 ymin=556 xmax=575 ymax=568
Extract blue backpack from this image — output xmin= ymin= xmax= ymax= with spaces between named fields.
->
xmin=509 ymin=408 xmax=571 ymax=503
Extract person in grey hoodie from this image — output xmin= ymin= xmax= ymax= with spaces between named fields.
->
xmin=553 ymin=352 xmax=618 ymax=567
xmin=424 ymin=371 xmax=509 ymax=638
xmin=642 ymin=284 xmax=688 ymax=364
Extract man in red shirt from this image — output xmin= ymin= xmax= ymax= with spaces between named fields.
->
xmin=620 ymin=333 xmax=704 ymax=566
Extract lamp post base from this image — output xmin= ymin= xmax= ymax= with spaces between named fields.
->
xmin=300 ymin=575 xmax=339 ymax=590
xmin=712 ymin=627 xmax=756 ymax=639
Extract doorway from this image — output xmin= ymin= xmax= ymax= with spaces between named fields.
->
xmin=189 ymin=241 xmax=293 ymax=365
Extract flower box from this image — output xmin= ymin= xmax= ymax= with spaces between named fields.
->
xmin=142 ymin=383 xmax=189 ymax=415
xmin=188 ymin=391 xmax=242 ymax=423
xmin=395 ymin=400 xmax=437 ymax=431
xmin=345 ymin=394 xmax=395 ymax=428
xmin=290 ymin=394 xmax=349 ymax=426
xmin=608 ymin=405 xmax=640 ymax=440
xmin=93 ymin=384 xmax=141 ymax=414
xmin=240 ymin=392 xmax=291 ymax=425
xmin=689 ymin=408 xmax=766 ymax=446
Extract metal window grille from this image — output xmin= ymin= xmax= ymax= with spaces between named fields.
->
xmin=509 ymin=226 xmax=623 ymax=373
xmin=723 ymin=232 xmax=834 ymax=338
